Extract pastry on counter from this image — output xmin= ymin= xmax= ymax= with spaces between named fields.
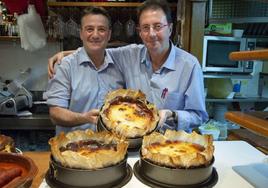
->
xmin=49 ymin=129 xmax=128 ymax=170
xmin=0 ymin=134 xmax=16 ymax=153
xmin=142 ymin=130 xmax=214 ymax=168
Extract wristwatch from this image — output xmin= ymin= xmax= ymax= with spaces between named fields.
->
xmin=171 ymin=111 xmax=178 ymax=124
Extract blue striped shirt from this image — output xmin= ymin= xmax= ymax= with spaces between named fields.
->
xmin=107 ymin=43 xmax=208 ymax=131
xmin=46 ymin=47 xmax=125 ymax=134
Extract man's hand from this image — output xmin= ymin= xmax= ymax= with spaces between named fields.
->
xmin=48 ymin=52 xmax=64 ymax=79
xmin=48 ymin=50 xmax=75 ymax=79
xmin=82 ymin=109 xmax=100 ymax=125
xmin=158 ymin=109 xmax=173 ymax=129
xmin=49 ymin=107 xmax=100 ymax=127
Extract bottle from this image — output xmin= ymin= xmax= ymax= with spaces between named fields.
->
xmin=12 ymin=12 xmax=19 ymax=36
xmin=46 ymin=16 xmax=53 ymax=39
xmin=0 ymin=11 xmax=3 ymax=36
xmin=0 ymin=2 xmax=8 ymax=36
xmin=0 ymin=2 xmax=3 ymax=25
xmin=7 ymin=22 xmax=12 ymax=36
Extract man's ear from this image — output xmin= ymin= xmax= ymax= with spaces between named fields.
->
xmin=169 ymin=23 xmax=173 ymax=35
xmin=138 ymin=27 xmax=142 ymax=38
xmin=108 ymin=29 xmax=112 ymax=41
xmin=80 ymin=29 xmax=82 ymax=41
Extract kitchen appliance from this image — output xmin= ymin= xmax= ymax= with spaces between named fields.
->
xmin=0 ymin=68 xmax=32 ymax=115
xmin=202 ymin=36 xmax=256 ymax=73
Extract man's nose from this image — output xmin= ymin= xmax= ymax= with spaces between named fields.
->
xmin=92 ymin=29 xmax=99 ymax=37
xmin=148 ymin=27 xmax=157 ymax=36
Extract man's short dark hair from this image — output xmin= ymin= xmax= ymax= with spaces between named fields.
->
xmin=80 ymin=6 xmax=112 ymax=29
xmin=137 ymin=0 xmax=172 ymax=24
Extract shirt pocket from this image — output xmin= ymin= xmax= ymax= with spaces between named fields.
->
xmin=164 ymin=92 xmax=183 ymax=110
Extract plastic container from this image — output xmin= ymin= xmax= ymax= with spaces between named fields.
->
xmin=217 ymin=123 xmax=228 ymax=140
xmin=232 ymin=29 xmax=244 ymax=37
xmin=199 ymin=126 xmax=220 ymax=140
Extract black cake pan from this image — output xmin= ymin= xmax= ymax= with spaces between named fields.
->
xmin=48 ymin=155 xmax=129 ymax=187
xmin=97 ymin=117 xmax=143 ymax=149
xmin=138 ymin=155 xmax=215 ymax=185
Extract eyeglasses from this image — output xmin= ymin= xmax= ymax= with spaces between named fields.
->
xmin=139 ymin=23 xmax=169 ymax=33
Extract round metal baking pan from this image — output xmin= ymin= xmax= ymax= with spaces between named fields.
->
xmin=46 ymin=155 xmax=132 ymax=187
xmin=134 ymin=156 xmax=215 ymax=186
xmin=97 ymin=116 xmax=143 ymax=149
xmin=133 ymin=161 xmax=218 ymax=188
xmin=45 ymin=163 xmax=132 ymax=188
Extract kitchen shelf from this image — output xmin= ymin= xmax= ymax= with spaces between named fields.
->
xmin=47 ymin=1 xmax=177 ymax=8
xmin=0 ymin=114 xmax=54 ymax=130
xmin=0 ymin=36 xmax=20 ymax=41
xmin=47 ymin=2 xmax=141 ymax=7
xmin=0 ymin=36 xmax=61 ymax=43
xmin=206 ymin=97 xmax=268 ymax=103
xmin=209 ymin=17 xmax=268 ymax=24
xmin=203 ymin=73 xmax=253 ymax=79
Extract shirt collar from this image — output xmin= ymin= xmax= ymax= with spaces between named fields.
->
xmin=78 ymin=47 xmax=114 ymax=67
xmin=163 ymin=42 xmax=176 ymax=71
xmin=142 ymin=41 xmax=176 ymax=71
xmin=78 ymin=47 xmax=90 ymax=65
xmin=141 ymin=47 xmax=149 ymax=66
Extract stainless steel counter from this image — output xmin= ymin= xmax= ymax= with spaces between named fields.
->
xmin=0 ymin=114 xmax=54 ymax=130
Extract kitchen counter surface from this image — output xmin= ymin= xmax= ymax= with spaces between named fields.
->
xmin=23 ymin=141 xmax=266 ymax=188
xmin=0 ymin=114 xmax=54 ymax=130
xmin=24 ymin=151 xmax=50 ymax=188
xmin=225 ymin=111 xmax=268 ymax=137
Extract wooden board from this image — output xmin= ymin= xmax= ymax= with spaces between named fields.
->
xmin=229 ymin=129 xmax=268 ymax=154
xmin=229 ymin=49 xmax=268 ymax=61
xmin=225 ymin=111 xmax=268 ymax=137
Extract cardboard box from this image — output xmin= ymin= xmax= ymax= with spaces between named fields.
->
xmin=205 ymin=23 xmax=232 ymax=35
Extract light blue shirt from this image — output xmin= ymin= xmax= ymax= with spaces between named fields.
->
xmin=107 ymin=43 xmax=208 ymax=131
xmin=46 ymin=47 xmax=125 ymax=134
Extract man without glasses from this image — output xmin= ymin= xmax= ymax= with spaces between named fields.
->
xmin=45 ymin=7 xmax=125 ymax=135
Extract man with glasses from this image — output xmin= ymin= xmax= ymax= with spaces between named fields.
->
xmin=48 ymin=0 xmax=208 ymax=132
xmin=45 ymin=7 xmax=125 ymax=135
